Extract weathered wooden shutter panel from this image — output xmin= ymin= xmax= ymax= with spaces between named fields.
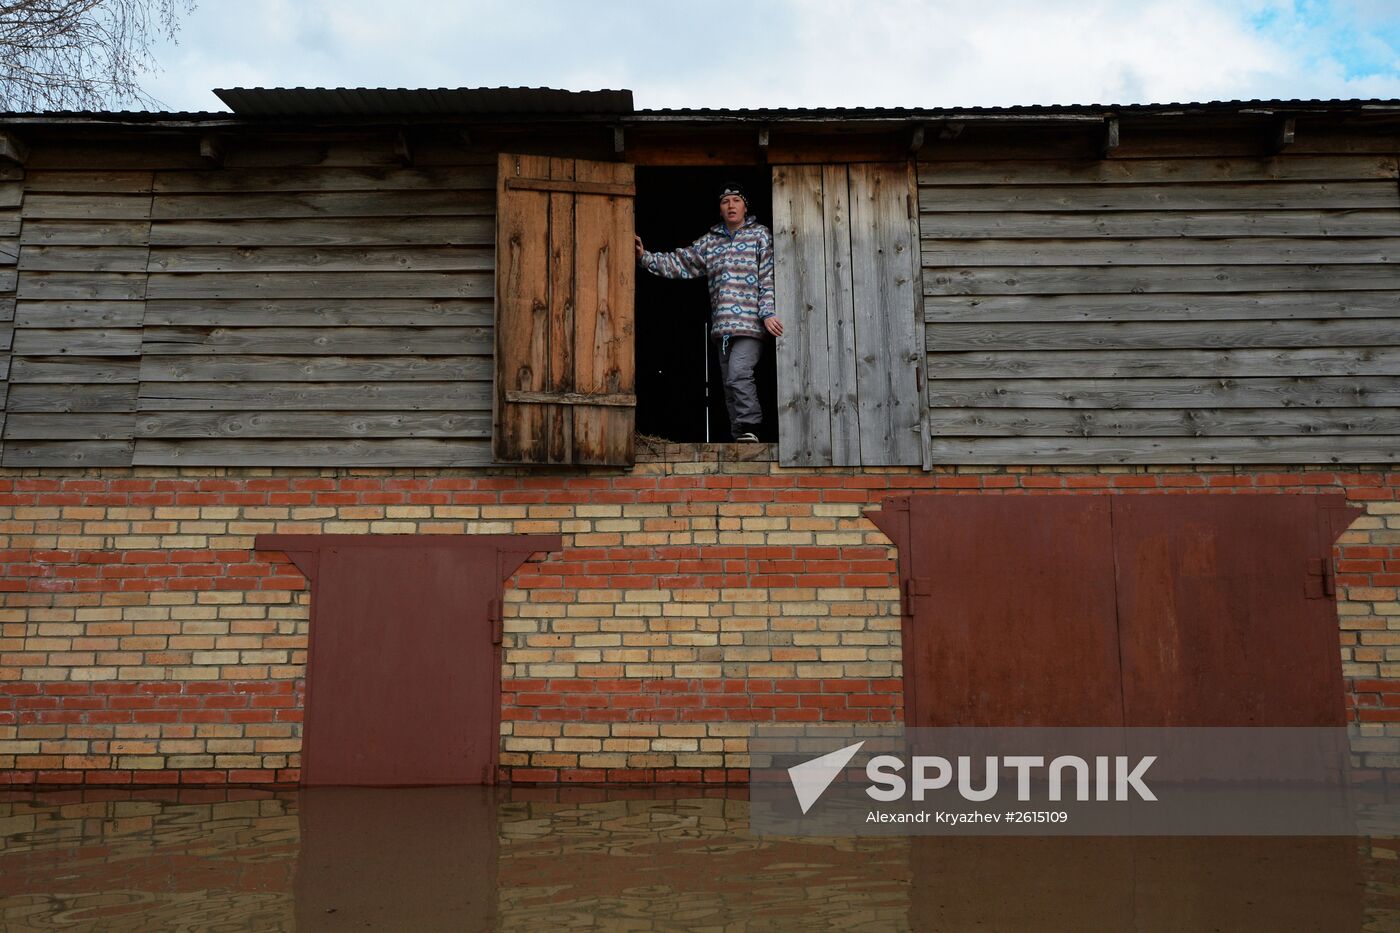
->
xmin=495 ymin=154 xmax=635 ymax=465
xmin=774 ymin=163 xmax=927 ymax=467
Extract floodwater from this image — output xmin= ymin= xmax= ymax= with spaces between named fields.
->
xmin=1 ymin=786 xmax=1398 ymax=932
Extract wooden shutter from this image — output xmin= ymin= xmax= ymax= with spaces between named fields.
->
xmin=773 ymin=162 xmax=928 ymax=467
xmin=494 ymin=154 xmax=636 ymax=465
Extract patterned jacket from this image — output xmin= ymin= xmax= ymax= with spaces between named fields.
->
xmin=639 ymin=215 xmax=776 ymax=341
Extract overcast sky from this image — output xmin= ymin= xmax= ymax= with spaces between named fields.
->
xmin=143 ymin=0 xmax=1400 ymax=111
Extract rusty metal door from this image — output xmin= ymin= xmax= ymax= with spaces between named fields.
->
xmin=871 ymin=496 xmax=1124 ymax=727
xmin=1114 ymin=494 xmax=1357 ymax=726
xmin=257 ymin=534 xmax=560 ymax=786
xmin=875 ymin=494 xmax=1358 ymax=728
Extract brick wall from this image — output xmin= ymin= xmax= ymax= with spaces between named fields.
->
xmin=1 ymin=457 xmax=1396 ymax=785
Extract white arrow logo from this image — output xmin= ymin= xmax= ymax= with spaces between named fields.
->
xmin=788 ymin=741 xmax=865 ymax=814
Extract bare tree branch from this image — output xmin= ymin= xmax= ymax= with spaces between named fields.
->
xmin=0 ymin=0 xmax=195 ymax=111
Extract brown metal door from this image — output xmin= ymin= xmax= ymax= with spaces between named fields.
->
xmin=873 ymin=496 xmax=1124 ymax=727
xmin=1114 ymin=494 xmax=1358 ymax=726
xmin=878 ymin=494 xmax=1358 ymax=729
xmin=257 ymin=534 xmax=559 ymax=786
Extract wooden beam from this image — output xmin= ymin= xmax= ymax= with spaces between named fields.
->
xmin=394 ymin=130 xmax=413 ymax=166
xmin=613 ymin=125 xmax=625 ymax=156
xmin=504 ymin=389 xmax=636 ymax=408
xmin=198 ymin=133 xmax=223 ymax=165
xmin=503 ymin=177 xmax=636 ymax=197
xmin=909 ymin=124 xmax=926 ymax=154
xmin=0 ymin=131 xmax=29 ymax=165
xmin=1100 ymin=117 xmax=1120 ymax=158
xmin=1273 ymin=117 xmax=1296 ymax=153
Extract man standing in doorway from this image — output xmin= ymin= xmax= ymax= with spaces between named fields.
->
xmin=635 ymin=182 xmax=783 ymax=442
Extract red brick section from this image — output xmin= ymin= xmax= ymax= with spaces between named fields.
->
xmin=1 ymin=466 xmax=1396 ymax=785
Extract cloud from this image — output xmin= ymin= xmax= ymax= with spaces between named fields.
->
xmin=139 ymin=0 xmax=1400 ymax=112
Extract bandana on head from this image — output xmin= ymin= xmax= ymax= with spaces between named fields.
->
xmin=719 ymin=182 xmax=748 ymax=205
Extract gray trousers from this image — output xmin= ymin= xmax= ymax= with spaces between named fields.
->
xmin=716 ymin=336 xmax=763 ymax=433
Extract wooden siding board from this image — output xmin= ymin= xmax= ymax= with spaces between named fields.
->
xmin=925 ymin=407 xmax=1400 ymax=437
xmin=1 ymin=440 xmax=134 ymax=467
xmin=20 ymin=171 xmax=155 ymax=193
xmin=141 ymin=298 xmax=493 ymax=327
xmin=150 ymin=165 xmax=495 ymax=193
xmin=4 ymin=412 xmax=137 ymax=439
xmin=6 ymin=383 xmax=138 ymax=413
xmin=144 ymin=271 xmax=493 ymax=299
xmin=923 ymin=265 xmax=1398 ymax=295
xmin=921 ymin=237 xmax=1400 ymax=266
xmin=773 ymin=164 xmax=835 ymax=467
xmin=136 ymin=381 xmax=491 ymax=411
xmin=135 ymin=411 xmax=492 ymax=439
xmin=131 ymin=437 xmax=493 ymax=467
xmin=21 ymin=220 xmax=153 ymax=246
xmin=926 ymin=348 xmax=1400 ymax=379
xmin=15 ymin=300 xmax=146 ymax=328
xmin=925 ymin=319 xmax=1400 ymax=351
xmin=150 ymin=190 xmax=494 ymax=220
xmin=11 ymin=328 xmax=142 ymax=356
xmin=139 ymin=325 xmax=491 ymax=355
xmin=919 ymin=209 xmax=1400 ymax=238
xmin=16 ymin=272 xmax=144 ymax=301
xmin=139 ymin=354 xmax=492 ymax=383
xmin=917 ymin=155 xmax=1398 ymax=185
xmin=926 ymin=435 xmax=1400 ymax=464
xmin=927 ymin=376 xmax=1400 ymax=410
xmin=10 ymin=356 xmax=140 ymax=383
xmin=146 ymin=246 xmax=494 ymax=273
xmin=21 ymin=194 xmax=153 ymax=220
xmin=922 ymin=293 xmax=1400 ymax=323
xmin=917 ymin=181 xmax=1400 ymax=212
xmin=147 ymin=216 xmax=496 ymax=247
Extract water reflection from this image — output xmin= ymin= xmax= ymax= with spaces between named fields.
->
xmin=0 ymin=787 xmax=1393 ymax=932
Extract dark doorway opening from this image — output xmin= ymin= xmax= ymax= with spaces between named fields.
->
xmin=634 ymin=166 xmax=777 ymax=443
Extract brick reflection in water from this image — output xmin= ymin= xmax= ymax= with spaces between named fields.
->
xmin=0 ymin=788 xmax=297 ymax=931
xmin=497 ymin=786 xmax=911 ymax=932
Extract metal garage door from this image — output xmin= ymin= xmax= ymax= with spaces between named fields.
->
xmin=256 ymin=534 xmax=560 ymax=785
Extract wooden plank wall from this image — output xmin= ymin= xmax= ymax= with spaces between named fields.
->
xmin=0 ymin=166 xmax=18 ymax=458
xmin=1 ymin=136 xmax=497 ymax=467
xmin=5 ymin=164 xmax=148 ymax=466
xmin=918 ymin=138 xmax=1400 ymax=464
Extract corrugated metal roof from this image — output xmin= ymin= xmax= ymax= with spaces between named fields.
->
xmin=1 ymin=96 xmax=1395 ymax=125
xmin=213 ymin=86 xmax=634 ymax=116
xmin=632 ymin=98 xmax=1400 ymax=118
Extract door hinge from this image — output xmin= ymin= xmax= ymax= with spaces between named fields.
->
xmin=488 ymin=597 xmax=503 ymax=644
xmin=904 ymin=577 xmax=933 ymax=602
xmin=1304 ymin=558 xmax=1335 ymax=599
